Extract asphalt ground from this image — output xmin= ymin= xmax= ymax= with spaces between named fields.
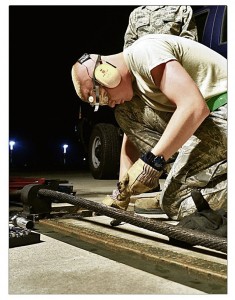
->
xmin=7 ymin=170 xmax=229 ymax=296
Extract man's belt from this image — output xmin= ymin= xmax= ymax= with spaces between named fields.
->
xmin=206 ymin=92 xmax=227 ymax=112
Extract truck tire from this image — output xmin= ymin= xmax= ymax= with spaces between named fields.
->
xmin=88 ymin=123 xmax=121 ymax=179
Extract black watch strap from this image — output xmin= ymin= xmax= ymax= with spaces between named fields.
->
xmin=141 ymin=151 xmax=166 ymax=171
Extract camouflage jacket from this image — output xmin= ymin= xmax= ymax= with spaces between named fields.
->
xmin=124 ymin=5 xmax=198 ymax=48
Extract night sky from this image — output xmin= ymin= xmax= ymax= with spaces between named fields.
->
xmin=9 ymin=5 xmax=137 ymax=169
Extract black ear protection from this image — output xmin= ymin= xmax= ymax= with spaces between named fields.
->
xmin=77 ymin=53 xmax=121 ymax=111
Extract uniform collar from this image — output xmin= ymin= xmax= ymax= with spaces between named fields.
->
xmin=142 ymin=6 xmax=165 ymax=11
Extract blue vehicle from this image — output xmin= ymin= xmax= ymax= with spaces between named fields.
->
xmin=78 ymin=5 xmax=227 ymax=179
xmin=193 ymin=5 xmax=227 ymax=58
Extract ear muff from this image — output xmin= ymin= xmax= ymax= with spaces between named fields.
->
xmin=94 ymin=63 xmax=121 ymax=88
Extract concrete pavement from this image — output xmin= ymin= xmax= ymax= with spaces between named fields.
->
xmin=8 ymin=170 xmax=227 ymax=295
xmin=9 ymin=232 xmax=206 ymax=295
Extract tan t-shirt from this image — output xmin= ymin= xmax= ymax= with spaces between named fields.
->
xmin=123 ymin=34 xmax=227 ymax=112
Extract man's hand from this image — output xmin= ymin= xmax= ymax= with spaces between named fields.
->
xmin=102 ymin=158 xmax=162 ymax=210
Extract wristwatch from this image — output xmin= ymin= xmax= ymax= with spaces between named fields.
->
xmin=141 ymin=151 xmax=166 ymax=171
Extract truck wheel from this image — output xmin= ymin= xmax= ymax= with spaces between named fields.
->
xmin=88 ymin=123 xmax=121 ymax=179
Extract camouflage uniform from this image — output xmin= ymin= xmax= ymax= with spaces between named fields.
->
xmin=124 ymin=5 xmax=198 ymax=49
xmin=115 ymin=97 xmax=227 ymax=220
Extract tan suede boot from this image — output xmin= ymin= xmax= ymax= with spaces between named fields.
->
xmin=134 ymin=193 xmax=163 ymax=214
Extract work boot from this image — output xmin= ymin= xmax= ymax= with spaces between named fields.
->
xmin=134 ymin=193 xmax=163 ymax=214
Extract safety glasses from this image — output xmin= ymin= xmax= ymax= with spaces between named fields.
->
xmin=77 ymin=53 xmax=109 ymax=111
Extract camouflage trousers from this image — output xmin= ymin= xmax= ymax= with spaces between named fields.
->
xmin=115 ymin=97 xmax=227 ymax=220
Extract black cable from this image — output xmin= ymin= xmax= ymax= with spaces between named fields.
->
xmin=38 ymin=189 xmax=227 ymax=253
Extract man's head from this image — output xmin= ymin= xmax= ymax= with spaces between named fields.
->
xmin=71 ymin=53 xmax=133 ymax=110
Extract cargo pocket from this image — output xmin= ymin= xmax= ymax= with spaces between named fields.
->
xmin=135 ymin=14 xmax=150 ymax=36
xmin=163 ymin=15 xmax=182 ymax=35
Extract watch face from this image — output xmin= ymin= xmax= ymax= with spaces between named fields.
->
xmin=153 ymin=156 xmax=165 ymax=170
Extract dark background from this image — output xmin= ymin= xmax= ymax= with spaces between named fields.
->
xmin=9 ymin=5 xmax=137 ymax=170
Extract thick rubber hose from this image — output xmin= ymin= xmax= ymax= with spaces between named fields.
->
xmin=38 ymin=189 xmax=227 ymax=253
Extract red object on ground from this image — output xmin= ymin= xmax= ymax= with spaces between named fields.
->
xmin=9 ymin=177 xmax=46 ymax=191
